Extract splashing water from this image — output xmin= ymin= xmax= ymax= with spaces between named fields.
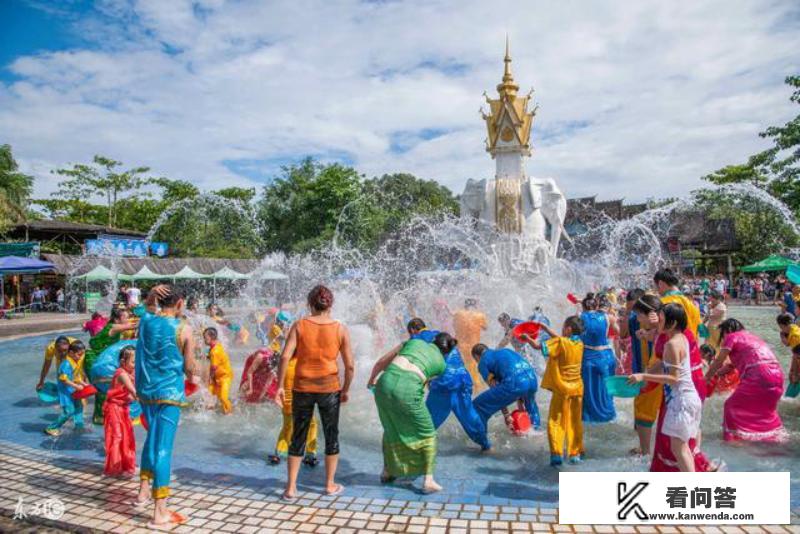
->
xmin=145 ymin=192 xmax=259 ymax=243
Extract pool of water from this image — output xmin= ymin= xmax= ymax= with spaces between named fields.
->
xmin=1 ymin=305 xmax=798 ymax=506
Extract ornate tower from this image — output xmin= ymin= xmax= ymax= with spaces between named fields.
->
xmin=480 ymin=38 xmax=537 ymax=234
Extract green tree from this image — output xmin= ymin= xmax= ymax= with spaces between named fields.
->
xmin=149 ymin=177 xmax=199 ymax=204
xmin=257 ymin=158 xmax=363 ymax=253
xmin=0 ymin=144 xmax=34 ymax=232
xmin=216 ymin=186 xmax=257 ymax=203
xmin=51 ymin=155 xmax=151 ymax=227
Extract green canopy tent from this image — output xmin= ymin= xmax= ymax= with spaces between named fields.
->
xmin=131 ymin=265 xmax=167 ymax=281
xmin=73 ymin=265 xmax=133 ymax=282
xmin=211 ymin=266 xmax=250 ymax=301
xmin=72 ymin=265 xmax=133 ymax=296
xmin=213 ymin=266 xmax=251 ymax=280
xmin=740 ymin=255 xmax=798 ymax=273
xmin=171 ymin=266 xmax=211 ymax=280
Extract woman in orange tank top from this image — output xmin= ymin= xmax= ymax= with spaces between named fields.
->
xmin=276 ymin=285 xmax=355 ymax=502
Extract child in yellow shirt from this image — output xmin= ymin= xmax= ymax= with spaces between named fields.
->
xmin=777 ymin=313 xmax=800 ymax=385
xmin=204 ymin=327 xmax=233 ymax=414
xmin=522 ymin=316 xmax=585 ymax=466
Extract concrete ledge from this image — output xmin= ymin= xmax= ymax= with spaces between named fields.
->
xmin=0 ymin=313 xmax=88 ymax=340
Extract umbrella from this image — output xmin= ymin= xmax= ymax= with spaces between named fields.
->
xmin=740 ymin=255 xmax=797 ymax=273
xmin=787 ymin=265 xmax=800 ymax=285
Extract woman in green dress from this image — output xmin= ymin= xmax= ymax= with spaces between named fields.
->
xmin=85 ymin=307 xmax=138 ymax=424
xmin=369 ymin=332 xmax=455 ymax=494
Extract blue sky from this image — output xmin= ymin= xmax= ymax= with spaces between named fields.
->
xmin=1 ymin=0 xmax=798 ymax=202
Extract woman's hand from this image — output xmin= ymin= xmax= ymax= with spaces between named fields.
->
xmin=75 ymin=383 xmax=85 ymax=391
xmin=275 ymin=387 xmax=285 ymax=408
xmin=340 ymin=390 xmax=350 ymax=404
xmin=627 ymin=373 xmax=644 ymax=385
xmin=151 ymin=284 xmax=171 ymax=299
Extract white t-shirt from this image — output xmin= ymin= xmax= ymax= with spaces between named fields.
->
xmin=126 ymin=287 xmax=141 ymax=306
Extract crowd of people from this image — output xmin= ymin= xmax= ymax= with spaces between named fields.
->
xmin=678 ymin=272 xmax=794 ymax=306
xmin=32 ymin=269 xmax=799 ymax=528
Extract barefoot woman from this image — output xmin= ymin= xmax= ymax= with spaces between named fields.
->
xmin=371 ymin=332 xmax=454 ymax=493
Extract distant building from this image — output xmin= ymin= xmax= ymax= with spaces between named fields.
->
xmin=564 ymin=196 xmax=648 ymax=236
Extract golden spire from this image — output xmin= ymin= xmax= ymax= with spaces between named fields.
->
xmin=497 ymin=34 xmax=519 ymax=97
xmin=482 ymin=37 xmax=535 ymax=156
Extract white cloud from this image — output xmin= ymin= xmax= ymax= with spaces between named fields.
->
xmin=1 ymin=0 xmax=798 ymax=203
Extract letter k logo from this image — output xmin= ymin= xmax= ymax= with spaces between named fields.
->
xmin=618 ymin=482 xmax=649 ymax=521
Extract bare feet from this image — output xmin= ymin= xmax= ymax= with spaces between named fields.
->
xmin=282 ymin=485 xmax=297 ymax=501
xmin=325 ymin=483 xmax=345 ymax=496
xmin=148 ymin=510 xmax=187 ymax=529
xmin=422 ymin=480 xmax=443 ymax=494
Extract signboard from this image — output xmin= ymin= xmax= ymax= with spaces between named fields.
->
xmin=150 ymin=242 xmax=169 ymax=257
xmin=85 ymin=237 xmax=168 ymax=257
xmin=0 ymin=242 xmax=40 ymax=258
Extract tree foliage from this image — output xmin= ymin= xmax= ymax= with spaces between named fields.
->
xmin=257 ymin=158 xmax=363 ymax=253
xmin=256 ymin=160 xmax=460 ymax=253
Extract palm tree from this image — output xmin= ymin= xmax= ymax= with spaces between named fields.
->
xmin=0 ymin=144 xmax=34 ymax=232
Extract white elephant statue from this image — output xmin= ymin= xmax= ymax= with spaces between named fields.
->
xmin=460 ymin=176 xmax=567 ymax=254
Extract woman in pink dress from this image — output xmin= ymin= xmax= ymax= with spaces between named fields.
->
xmin=705 ymin=319 xmax=786 ymax=442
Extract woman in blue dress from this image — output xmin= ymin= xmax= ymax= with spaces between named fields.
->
xmin=579 ymin=293 xmax=618 ymax=422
